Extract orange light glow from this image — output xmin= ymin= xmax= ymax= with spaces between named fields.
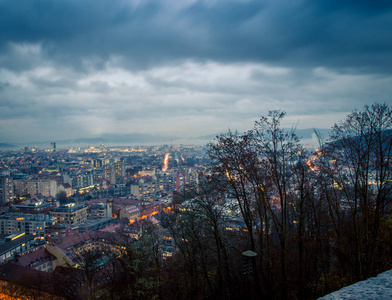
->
xmin=162 ymin=153 xmax=170 ymax=171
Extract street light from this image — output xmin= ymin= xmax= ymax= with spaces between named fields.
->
xmin=242 ymin=250 xmax=257 ymax=275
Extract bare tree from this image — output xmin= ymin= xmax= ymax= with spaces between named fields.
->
xmin=319 ymin=103 xmax=392 ymax=282
xmin=206 ymin=110 xmax=326 ymax=299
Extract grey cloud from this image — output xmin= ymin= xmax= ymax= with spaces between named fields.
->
xmin=1 ymin=0 xmax=391 ymax=73
xmin=1 ymin=0 xmax=391 ymax=144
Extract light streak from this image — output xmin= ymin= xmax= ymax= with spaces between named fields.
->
xmin=162 ymin=153 xmax=170 ymax=171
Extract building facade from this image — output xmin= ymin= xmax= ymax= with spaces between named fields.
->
xmin=0 ymin=172 xmax=14 ymax=205
xmin=14 ymin=179 xmax=58 ymax=198
xmin=0 ymin=213 xmax=55 ymax=237
xmin=50 ymin=203 xmax=87 ymax=226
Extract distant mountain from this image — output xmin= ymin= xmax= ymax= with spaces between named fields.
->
xmin=0 ymin=143 xmax=17 ymax=149
xmin=4 ymin=129 xmax=333 ymax=149
xmin=195 ymin=134 xmax=219 ymax=141
xmin=98 ymin=133 xmax=176 ymax=144
xmin=13 ymin=133 xmax=178 ymax=148
xmin=294 ymin=128 xmax=331 ymax=140
xmin=196 ymin=128 xmax=332 ymax=143
xmin=70 ymin=137 xmax=105 ymax=144
xmin=326 ymin=128 xmax=392 ymax=148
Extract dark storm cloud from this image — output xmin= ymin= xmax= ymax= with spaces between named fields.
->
xmin=1 ymin=0 xmax=391 ymax=144
xmin=1 ymin=0 xmax=392 ymax=73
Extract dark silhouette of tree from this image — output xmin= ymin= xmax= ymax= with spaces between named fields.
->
xmin=56 ymin=191 xmax=67 ymax=204
xmin=317 ymin=103 xmax=392 ymax=283
xmin=162 ymin=182 xmax=241 ymax=300
xmin=98 ymin=221 xmax=162 ymax=299
xmin=205 ymin=110 xmax=328 ymax=299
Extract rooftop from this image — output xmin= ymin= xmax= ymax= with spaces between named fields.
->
xmin=52 ymin=203 xmax=86 ymax=213
xmin=0 ymin=233 xmax=37 ymax=256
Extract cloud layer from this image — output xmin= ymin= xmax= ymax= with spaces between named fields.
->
xmin=1 ymin=0 xmax=391 ymax=144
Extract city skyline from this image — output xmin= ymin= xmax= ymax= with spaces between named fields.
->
xmin=1 ymin=0 xmax=392 ymax=144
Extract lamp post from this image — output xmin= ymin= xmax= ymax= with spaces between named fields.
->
xmin=242 ymin=250 xmax=257 ymax=298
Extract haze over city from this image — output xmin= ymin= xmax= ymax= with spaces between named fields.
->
xmin=1 ymin=0 xmax=391 ymax=145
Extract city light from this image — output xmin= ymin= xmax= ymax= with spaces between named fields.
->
xmin=162 ymin=153 xmax=170 ymax=171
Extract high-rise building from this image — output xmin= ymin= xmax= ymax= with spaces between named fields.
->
xmin=130 ymin=177 xmax=158 ymax=201
xmin=92 ymin=159 xmax=102 ymax=168
xmin=50 ymin=142 xmax=56 ymax=152
xmin=13 ymin=180 xmax=28 ymax=197
xmin=114 ymin=162 xmax=125 ymax=178
xmin=103 ymin=165 xmax=116 ymax=185
xmin=14 ymin=179 xmax=57 ymax=198
xmin=38 ymin=180 xmax=58 ymax=198
xmin=26 ymin=181 xmax=38 ymax=196
xmin=71 ymin=172 xmax=94 ymax=189
xmin=0 ymin=171 xmax=14 ymax=205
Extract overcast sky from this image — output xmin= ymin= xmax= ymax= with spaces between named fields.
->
xmin=1 ymin=0 xmax=392 ymax=144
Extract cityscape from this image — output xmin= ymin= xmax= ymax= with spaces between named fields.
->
xmin=0 ymin=103 xmax=391 ymax=299
xmin=0 ymin=141 xmax=209 ymax=297
xmin=1 ymin=0 xmax=392 ymax=299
